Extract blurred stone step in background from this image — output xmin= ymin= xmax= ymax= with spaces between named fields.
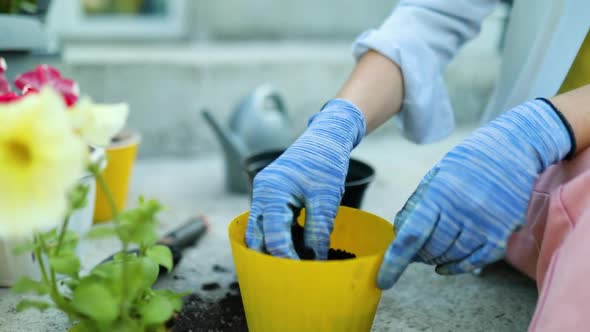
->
xmin=2 ymin=0 xmax=509 ymax=158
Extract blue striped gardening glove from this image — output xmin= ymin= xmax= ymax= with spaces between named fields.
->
xmin=245 ymin=99 xmax=366 ymax=259
xmin=377 ymin=99 xmax=574 ymax=289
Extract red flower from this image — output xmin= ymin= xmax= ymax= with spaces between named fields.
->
xmin=0 ymin=58 xmax=11 ymax=95
xmin=0 ymin=74 xmax=10 ymax=95
xmin=0 ymin=92 xmax=22 ymax=103
xmin=22 ymin=86 xmax=38 ymax=96
xmin=14 ymin=65 xmax=79 ymax=107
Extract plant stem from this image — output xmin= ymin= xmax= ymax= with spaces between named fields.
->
xmin=55 ymin=214 xmax=71 ymax=256
xmin=94 ymin=171 xmax=120 ymax=220
xmin=51 ymin=215 xmax=70 ymax=304
xmin=93 ymin=168 xmax=130 ymax=318
xmin=36 ymin=235 xmax=60 ymax=294
xmin=35 ymin=233 xmax=67 ymax=312
xmin=33 ymin=233 xmax=50 ymax=286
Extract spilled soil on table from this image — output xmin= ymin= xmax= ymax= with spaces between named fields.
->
xmin=169 ymin=285 xmax=247 ymax=332
xmin=169 ymin=223 xmax=356 ymax=331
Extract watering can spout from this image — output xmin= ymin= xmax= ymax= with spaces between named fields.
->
xmin=202 ymin=85 xmax=294 ymax=194
xmin=201 ymin=109 xmax=248 ymax=160
xmin=201 ymin=109 xmax=251 ymax=193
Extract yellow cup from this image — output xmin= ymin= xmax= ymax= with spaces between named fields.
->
xmin=228 ymin=206 xmax=395 ymax=332
xmin=93 ymin=129 xmax=141 ymax=223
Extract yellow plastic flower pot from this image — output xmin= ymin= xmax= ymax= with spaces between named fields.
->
xmin=228 ymin=206 xmax=395 ymax=332
xmin=93 ymin=129 xmax=140 ymax=223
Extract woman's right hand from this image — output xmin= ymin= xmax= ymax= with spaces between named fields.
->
xmin=245 ymin=99 xmax=366 ymax=260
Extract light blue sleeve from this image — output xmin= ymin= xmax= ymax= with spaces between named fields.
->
xmin=353 ymin=0 xmax=499 ymax=143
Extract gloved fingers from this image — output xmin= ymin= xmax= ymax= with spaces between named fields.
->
xmin=394 ymin=166 xmax=440 ymax=266
xmin=377 ymin=196 xmax=440 ymax=290
xmin=417 ymin=214 xmax=461 ymax=263
xmin=245 ymin=203 xmax=265 ymax=253
xmin=304 ymin=197 xmax=340 ymax=260
xmin=426 ymin=229 xmax=462 ymax=266
xmin=427 ymin=226 xmax=484 ymax=266
xmin=412 ymin=255 xmax=426 ymax=264
xmin=435 ymin=243 xmax=504 ymax=275
xmin=394 ymin=166 xmax=439 ymax=232
xmin=261 ymin=201 xmax=300 ymax=259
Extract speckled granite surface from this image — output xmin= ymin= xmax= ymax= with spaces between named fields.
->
xmin=0 ymin=128 xmax=537 ymax=331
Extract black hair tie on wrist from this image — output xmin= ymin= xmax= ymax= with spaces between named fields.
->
xmin=536 ymin=97 xmax=577 ymax=160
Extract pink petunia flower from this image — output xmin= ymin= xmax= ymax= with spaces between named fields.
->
xmin=0 ymin=57 xmax=11 ymax=95
xmin=14 ymin=65 xmax=79 ymax=107
xmin=0 ymin=92 xmax=22 ymax=103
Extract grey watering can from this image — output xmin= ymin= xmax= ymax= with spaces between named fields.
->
xmin=202 ymin=85 xmax=294 ymax=193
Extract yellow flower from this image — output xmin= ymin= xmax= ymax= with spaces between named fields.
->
xmin=69 ymin=97 xmax=129 ymax=147
xmin=0 ymin=89 xmax=87 ymax=237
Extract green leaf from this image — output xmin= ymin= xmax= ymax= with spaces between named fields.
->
xmin=117 ymin=220 xmax=158 ymax=246
xmin=59 ymin=278 xmax=80 ymax=291
xmin=146 ymin=245 xmax=173 ymax=272
xmin=11 ymin=240 xmax=37 ymax=255
xmin=59 ymin=231 xmax=80 ymax=253
xmin=139 ymin=293 xmax=176 ymax=325
xmin=110 ymin=318 xmax=143 ymax=332
xmin=125 ymin=257 xmax=159 ymax=299
xmin=149 ymin=325 xmax=168 ymax=332
xmin=69 ymin=321 xmax=95 ymax=332
xmin=11 ymin=277 xmax=48 ymax=295
xmin=153 ymin=289 xmax=184 ymax=312
xmin=71 ymin=320 xmax=115 ymax=332
xmin=72 ymin=280 xmax=119 ymax=322
xmin=40 ymin=229 xmax=59 ymax=244
xmin=140 ymin=257 xmax=159 ymax=288
xmin=89 ymin=256 xmax=158 ymax=301
xmin=49 ymin=252 xmax=80 ymax=277
xmin=116 ymin=198 xmax=164 ymax=245
xmin=86 ymin=225 xmax=118 ymax=239
xmin=68 ymin=183 xmax=90 ymax=211
xmin=90 ymin=259 xmax=122 ymax=279
xmin=114 ymin=251 xmax=138 ymax=262
xmin=16 ymin=299 xmax=52 ymax=312
xmin=45 ymin=230 xmax=80 ymax=255
xmin=89 ymin=261 xmax=124 ymax=299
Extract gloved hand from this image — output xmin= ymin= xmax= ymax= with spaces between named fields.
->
xmin=245 ymin=99 xmax=366 ymax=259
xmin=378 ymin=99 xmax=573 ymax=289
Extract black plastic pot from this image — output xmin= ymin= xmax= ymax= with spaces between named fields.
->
xmin=243 ymin=150 xmax=375 ymax=209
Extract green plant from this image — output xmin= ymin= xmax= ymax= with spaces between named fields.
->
xmin=0 ymin=0 xmax=40 ymax=14
xmin=11 ymin=158 xmax=185 ymax=332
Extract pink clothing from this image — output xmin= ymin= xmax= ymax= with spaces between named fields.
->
xmin=506 ymin=147 xmax=590 ymax=331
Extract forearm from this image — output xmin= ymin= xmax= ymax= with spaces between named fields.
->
xmin=342 ymin=1 xmax=498 ymax=140
xmin=336 ymin=50 xmax=404 ymax=134
xmin=550 ymin=84 xmax=590 ymax=154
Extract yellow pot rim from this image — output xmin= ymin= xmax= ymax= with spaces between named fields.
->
xmin=106 ymin=128 xmax=141 ymax=150
xmin=228 ymin=210 xmax=390 ymax=265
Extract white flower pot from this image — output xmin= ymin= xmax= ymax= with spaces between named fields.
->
xmin=0 ymin=147 xmax=105 ymax=287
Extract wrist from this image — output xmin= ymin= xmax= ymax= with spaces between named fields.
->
xmin=308 ymin=98 xmax=367 ymax=149
xmin=535 ymin=98 xmax=576 ymax=160
xmin=506 ymin=100 xmax=572 ymax=169
xmin=547 ymin=84 xmax=590 ymax=156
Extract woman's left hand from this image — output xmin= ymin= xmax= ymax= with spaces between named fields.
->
xmin=377 ymin=99 xmax=573 ymax=289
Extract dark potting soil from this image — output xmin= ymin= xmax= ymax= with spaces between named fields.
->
xmin=170 ymin=222 xmax=355 ymax=331
xmin=169 ymin=290 xmax=248 ymax=332
xmin=201 ymin=282 xmax=221 ymax=291
xmin=291 ymin=222 xmax=356 ymax=260
xmin=212 ymin=264 xmax=231 ymax=273
xmin=327 ymin=248 xmax=357 ymax=260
